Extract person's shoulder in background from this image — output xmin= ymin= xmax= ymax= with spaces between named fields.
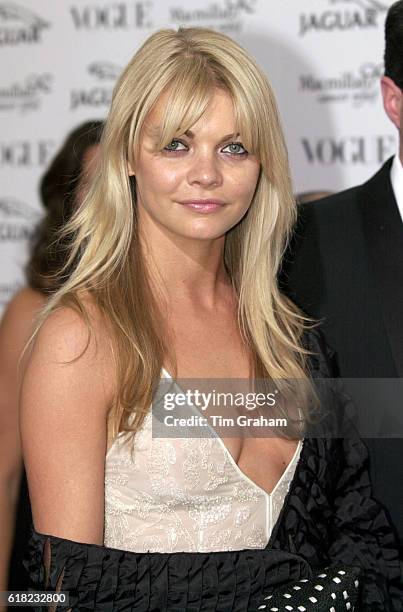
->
xmin=295 ymin=190 xmax=333 ymax=204
xmin=0 ymin=287 xmax=46 ymax=348
xmin=294 ymin=184 xmax=363 ymax=226
xmin=0 ymin=285 xmax=47 ymax=449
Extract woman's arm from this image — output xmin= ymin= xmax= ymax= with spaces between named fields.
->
xmin=20 ymin=303 xmax=115 ymax=545
xmin=0 ymin=288 xmax=45 ymax=595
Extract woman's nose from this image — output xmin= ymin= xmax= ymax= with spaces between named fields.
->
xmin=187 ymin=152 xmax=223 ymax=188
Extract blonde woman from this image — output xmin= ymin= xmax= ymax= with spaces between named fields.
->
xmin=20 ymin=28 xmax=400 ymax=611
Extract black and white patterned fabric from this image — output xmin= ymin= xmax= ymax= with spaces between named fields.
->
xmin=257 ymin=566 xmax=360 ymax=611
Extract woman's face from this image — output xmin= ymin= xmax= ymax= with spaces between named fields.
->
xmin=131 ymin=88 xmax=261 ymax=242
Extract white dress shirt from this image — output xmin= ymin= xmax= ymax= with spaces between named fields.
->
xmin=390 ymin=154 xmax=403 ymax=224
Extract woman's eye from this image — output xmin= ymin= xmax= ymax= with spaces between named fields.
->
xmin=222 ymin=142 xmax=247 ymax=155
xmin=163 ymin=139 xmax=187 ymax=152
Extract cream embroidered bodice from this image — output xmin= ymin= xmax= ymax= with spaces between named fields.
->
xmin=104 ymin=371 xmax=302 ymax=553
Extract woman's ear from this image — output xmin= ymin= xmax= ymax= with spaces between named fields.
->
xmin=381 ymin=76 xmax=403 ymax=130
xmin=127 ymin=161 xmax=135 ymax=176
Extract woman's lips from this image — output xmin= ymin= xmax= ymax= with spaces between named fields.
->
xmin=179 ymin=199 xmax=226 ymax=213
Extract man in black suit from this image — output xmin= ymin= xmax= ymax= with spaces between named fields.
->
xmin=282 ymin=1 xmax=403 ymax=549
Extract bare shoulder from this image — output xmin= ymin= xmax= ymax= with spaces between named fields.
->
xmin=23 ymin=293 xmax=116 ymax=417
xmin=36 ymin=296 xmax=104 ymax=355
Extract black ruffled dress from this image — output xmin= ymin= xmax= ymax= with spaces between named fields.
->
xmin=23 ymin=331 xmax=403 ymax=611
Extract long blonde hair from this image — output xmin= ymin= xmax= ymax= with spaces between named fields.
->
xmin=36 ymin=27 xmax=313 ymax=441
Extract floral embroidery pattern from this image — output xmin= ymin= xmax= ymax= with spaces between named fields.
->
xmin=104 ymin=412 xmax=302 ymax=553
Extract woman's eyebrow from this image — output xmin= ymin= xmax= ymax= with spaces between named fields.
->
xmin=184 ymin=130 xmax=240 ymax=142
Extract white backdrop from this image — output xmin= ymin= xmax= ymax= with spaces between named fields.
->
xmin=0 ymin=0 xmax=398 ymax=311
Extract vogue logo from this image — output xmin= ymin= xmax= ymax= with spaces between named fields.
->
xmin=0 ymin=2 xmax=50 ymax=46
xmin=301 ymin=134 xmax=396 ymax=165
xmin=299 ymin=62 xmax=383 ymax=106
xmin=169 ymin=0 xmax=256 ymax=34
xmin=299 ymin=0 xmax=388 ymax=36
xmin=70 ymin=2 xmax=153 ymax=29
xmin=0 ymin=197 xmax=40 ymax=242
xmin=0 ymin=73 xmax=53 ymax=113
xmin=0 ymin=139 xmax=55 ymax=168
xmin=70 ymin=61 xmax=121 ymax=110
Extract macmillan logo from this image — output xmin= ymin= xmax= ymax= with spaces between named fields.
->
xmin=0 ymin=139 xmax=56 ymax=168
xmin=301 ymin=134 xmax=396 ymax=165
xmin=299 ymin=0 xmax=388 ymax=36
xmin=0 ymin=73 xmax=53 ymax=113
xmin=70 ymin=61 xmax=122 ymax=110
xmin=70 ymin=2 xmax=153 ymax=30
xmin=169 ymin=0 xmax=256 ymax=34
xmin=0 ymin=197 xmax=40 ymax=242
xmin=300 ymin=62 xmax=383 ymax=106
xmin=0 ymin=2 xmax=50 ymax=46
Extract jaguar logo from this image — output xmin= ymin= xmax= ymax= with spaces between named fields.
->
xmin=0 ymin=2 xmax=50 ymax=45
xmin=0 ymin=197 xmax=40 ymax=242
xmin=0 ymin=2 xmax=49 ymax=26
xmin=330 ymin=0 xmax=388 ymax=11
xmin=70 ymin=62 xmax=120 ymax=110
xmin=87 ymin=61 xmax=122 ymax=81
xmin=300 ymin=0 xmax=388 ymax=36
xmin=0 ymin=197 xmax=39 ymax=220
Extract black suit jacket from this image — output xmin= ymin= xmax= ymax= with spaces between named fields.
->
xmin=281 ymin=158 xmax=403 ymax=546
